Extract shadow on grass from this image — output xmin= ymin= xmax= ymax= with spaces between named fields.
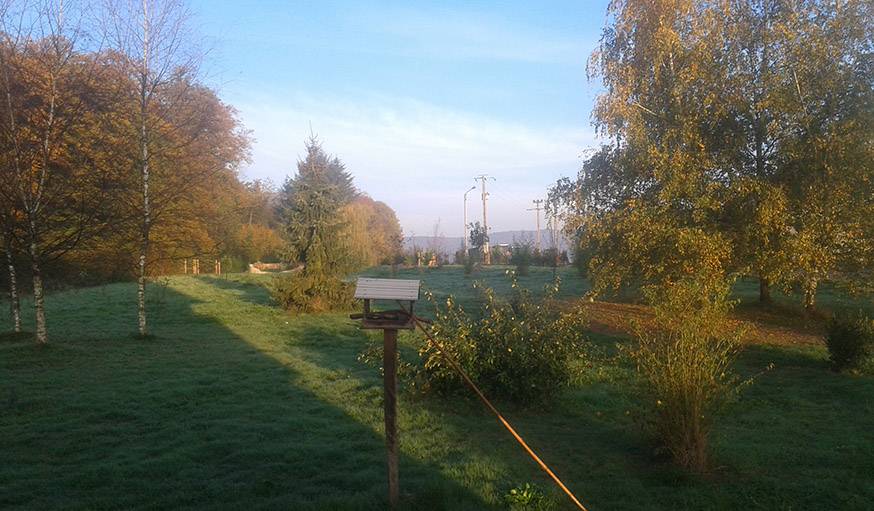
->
xmin=0 ymin=330 xmax=32 ymax=343
xmin=254 ymin=282 xmax=874 ymax=510
xmin=291 ymin=320 xmax=689 ymax=509
xmin=0 ymin=285 xmax=488 ymax=510
xmin=740 ymin=343 xmax=828 ymax=372
xmin=197 ymin=274 xmax=275 ymax=306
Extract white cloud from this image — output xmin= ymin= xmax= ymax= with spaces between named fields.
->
xmin=234 ymin=92 xmax=595 ymax=236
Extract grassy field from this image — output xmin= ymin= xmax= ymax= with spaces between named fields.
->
xmin=1 ymin=267 xmax=873 ymax=510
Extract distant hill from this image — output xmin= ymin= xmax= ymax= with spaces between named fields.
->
xmin=404 ymin=230 xmax=571 ymax=256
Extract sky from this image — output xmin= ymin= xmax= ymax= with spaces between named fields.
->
xmin=190 ymin=0 xmax=610 ymax=237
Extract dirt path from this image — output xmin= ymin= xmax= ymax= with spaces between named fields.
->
xmin=576 ymin=300 xmax=825 ymax=347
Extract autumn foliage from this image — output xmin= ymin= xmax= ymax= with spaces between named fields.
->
xmin=552 ymin=0 xmax=874 ymax=309
xmin=0 ymin=1 xmax=271 ymax=341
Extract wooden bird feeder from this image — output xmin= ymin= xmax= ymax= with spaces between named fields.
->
xmin=350 ymin=277 xmax=421 ymax=508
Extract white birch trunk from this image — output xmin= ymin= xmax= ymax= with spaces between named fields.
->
xmin=28 ymin=223 xmax=46 ymax=345
xmin=3 ymin=234 xmax=21 ymax=332
xmin=137 ymin=0 xmax=151 ymax=337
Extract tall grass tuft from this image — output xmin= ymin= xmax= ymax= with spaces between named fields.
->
xmin=626 ymin=278 xmax=746 ymax=473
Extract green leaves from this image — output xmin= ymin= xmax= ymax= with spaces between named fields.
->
xmin=418 ymin=274 xmax=587 ymax=404
xmin=625 ymin=277 xmax=746 ymax=472
xmin=556 ymin=1 xmax=874 ymax=304
xmin=273 ymin=139 xmax=356 ymax=312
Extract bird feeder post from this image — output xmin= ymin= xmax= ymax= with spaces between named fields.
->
xmin=383 ymin=326 xmax=399 ymax=508
xmin=350 ymin=278 xmax=421 ymax=509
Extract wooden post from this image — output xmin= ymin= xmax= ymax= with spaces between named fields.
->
xmin=184 ymin=259 xmax=187 ymax=274
xmin=350 ymin=279 xmax=421 ymax=509
xmin=383 ymin=328 xmax=399 ymax=508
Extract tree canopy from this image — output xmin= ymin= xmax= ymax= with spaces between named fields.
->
xmin=553 ymin=0 xmax=873 ymax=308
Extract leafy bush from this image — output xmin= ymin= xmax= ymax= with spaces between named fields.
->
xmin=490 ymin=245 xmax=511 ymax=265
xmin=825 ymin=313 xmax=874 ymax=372
xmin=625 ymin=278 xmax=746 ymax=472
xmin=270 ymin=272 xmax=353 ymax=312
xmin=510 ymin=241 xmax=533 ymax=276
xmin=419 ymin=272 xmax=586 ymax=404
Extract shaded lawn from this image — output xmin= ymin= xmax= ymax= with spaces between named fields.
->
xmin=0 ymin=272 xmax=872 ymax=510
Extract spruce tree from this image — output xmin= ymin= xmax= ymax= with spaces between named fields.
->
xmin=273 ymin=137 xmax=354 ymax=311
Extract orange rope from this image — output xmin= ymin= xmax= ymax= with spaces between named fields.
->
xmin=406 ymin=312 xmax=589 ymax=511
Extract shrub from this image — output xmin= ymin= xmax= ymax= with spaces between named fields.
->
xmin=463 ymin=251 xmax=477 ymax=275
xmin=825 ymin=313 xmax=874 ymax=372
xmin=419 ymin=272 xmax=586 ymax=404
xmin=510 ymin=241 xmax=533 ymax=276
xmin=625 ymin=278 xmax=745 ymax=473
xmin=270 ymin=272 xmax=353 ymax=312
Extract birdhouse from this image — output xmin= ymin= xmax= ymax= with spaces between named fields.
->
xmin=348 ymin=277 xmax=421 ymax=508
xmin=351 ymin=277 xmax=420 ymax=330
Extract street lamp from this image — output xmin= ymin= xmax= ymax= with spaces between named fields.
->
xmin=463 ymin=185 xmax=476 ymax=254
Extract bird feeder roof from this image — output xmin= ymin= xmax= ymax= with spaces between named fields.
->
xmin=354 ymin=278 xmax=420 ymax=301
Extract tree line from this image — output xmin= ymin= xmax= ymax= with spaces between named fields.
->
xmin=0 ymin=0 xmax=403 ymax=343
xmin=0 ymin=0 xmax=258 ymax=344
xmin=551 ymin=0 xmax=873 ymax=309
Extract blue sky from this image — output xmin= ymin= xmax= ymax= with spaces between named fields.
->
xmin=192 ymin=0 xmax=609 ymax=236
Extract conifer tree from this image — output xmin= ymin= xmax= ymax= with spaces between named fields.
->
xmin=273 ymin=138 xmax=353 ymax=311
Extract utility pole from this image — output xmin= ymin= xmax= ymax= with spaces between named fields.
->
xmin=475 ymin=175 xmax=494 ymax=264
xmin=463 ymin=185 xmax=476 ymax=255
xmin=549 ymin=208 xmax=561 ymax=267
xmin=527 ymin=199 xmax=543 ymax=252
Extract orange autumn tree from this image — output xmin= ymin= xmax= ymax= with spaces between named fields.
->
xmin=0 ymin=2 xmax=125 ymax=344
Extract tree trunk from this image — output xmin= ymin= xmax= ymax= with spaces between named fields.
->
xmin=137 ymin=120 xmax=150 ymax=337
xmin=3 ymin=234 xmax=21 ymax=332
xmin=759 ymin=276 xmax=772 ymax=304
xmin=803 ymin=279 xmax=817 ymax=312
xmin=28 ymin=232 xmax=46 ymax=345
xmin=137 ymin=19 xmax=151 ymax=337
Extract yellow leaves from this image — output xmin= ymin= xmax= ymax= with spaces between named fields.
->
xmin=339 ymin=197 xmax=403 ymax=270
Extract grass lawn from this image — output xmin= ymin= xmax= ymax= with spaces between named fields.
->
xmin=1 ymin=267 xmax=873 ymax=509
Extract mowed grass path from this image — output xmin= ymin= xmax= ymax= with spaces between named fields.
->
xmin=1 ymin=268 xmax=872 ymax=509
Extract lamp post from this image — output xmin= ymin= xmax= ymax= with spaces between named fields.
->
xmin=463 ymin=185 xmax=476 ymax=254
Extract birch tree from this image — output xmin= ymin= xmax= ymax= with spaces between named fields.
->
xmin=1 ymin=213 xmax=22 ymax=333
xmin=103 ymin=0 xmax=198 ymax=336
xmin=0 ymin=0 xmax=115 ymax=344
xmin=0 ymin=0 xmax=20 ymax=333
xmin=559 ymin=0 xmax=873 ymax=306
